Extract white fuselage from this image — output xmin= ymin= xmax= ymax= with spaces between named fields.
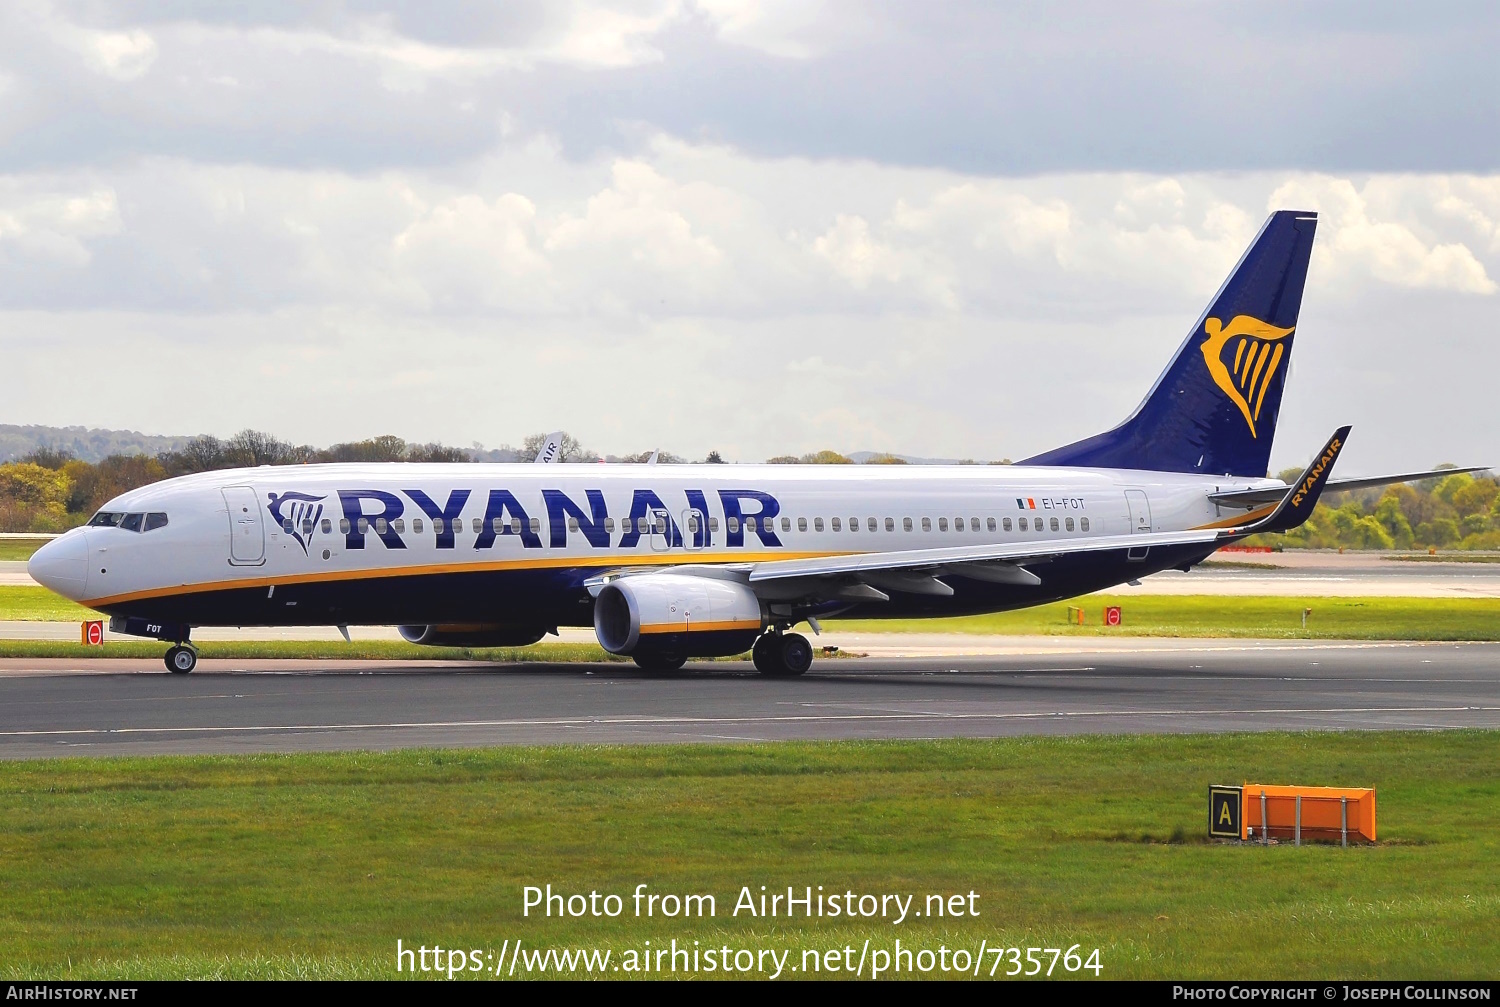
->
xmin=30 ymin=462 xmax=1274 ymax=629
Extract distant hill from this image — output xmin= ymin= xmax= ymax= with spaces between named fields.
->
xmin=0 ymin=424 xmax=198 ymax=464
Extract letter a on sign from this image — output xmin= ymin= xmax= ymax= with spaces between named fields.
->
xmin=1208 ymin=785 xmax=1243 ymax=839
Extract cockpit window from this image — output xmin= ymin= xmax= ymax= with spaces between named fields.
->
xmin=93 ymin=511 xmax=168 ymax=532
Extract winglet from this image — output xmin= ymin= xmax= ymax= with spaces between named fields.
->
xmin=1230 ymin=426 xmax=1351 ymax=537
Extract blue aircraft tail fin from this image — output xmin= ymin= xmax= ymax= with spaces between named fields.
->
xmin=1022 ymin=209 xmax=1318 ymax=478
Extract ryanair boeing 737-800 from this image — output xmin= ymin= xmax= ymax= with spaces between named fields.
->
xmin=27 ymin=210 xmax=1481 ymax=675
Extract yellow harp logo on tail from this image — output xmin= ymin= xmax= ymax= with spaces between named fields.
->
xmin=1200 ymin=315 xmax=1295 ymax=438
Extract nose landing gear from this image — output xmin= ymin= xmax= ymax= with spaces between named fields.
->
xmin=165 ymin=644 xmax=198 ymax=674
xmin=752 ymin=630 xmax=813 ymax=677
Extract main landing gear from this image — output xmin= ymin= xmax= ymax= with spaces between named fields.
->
xmin=752 ymin=631 xmax=813 ymax=677
xmin=165 ymin=644 xmax=198 ymax=674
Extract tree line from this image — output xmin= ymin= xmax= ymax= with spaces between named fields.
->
xmin=0 ymin=430 xmax=1493 ymax=550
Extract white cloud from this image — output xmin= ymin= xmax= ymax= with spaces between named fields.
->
xmin=1270 ymin=175 xmax=1496 ymax=294
xmin=0 ymin=141 xmax=1494 ymax=470
xmin=0 ymin=184 xmax=119 ymax=264
xmin=694 ymin=0 xmax=840 ymax=59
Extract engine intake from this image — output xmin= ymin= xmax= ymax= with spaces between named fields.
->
xmin=594 ymin=574 xmax=762 ymax=659
xmin=397 ymin=624 xmax=548 ymax=648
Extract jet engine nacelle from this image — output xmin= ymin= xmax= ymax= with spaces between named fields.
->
xmin=594 ymin=573 xmax=763 ymax=659
xmin=398 ymin=624 xmax=548 ymax=648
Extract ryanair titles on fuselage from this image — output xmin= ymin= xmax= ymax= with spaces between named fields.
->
xmin=283 ymin=487 xmax=784 ymax=553
xmin=269 ymin=485 xmax=1090 ymax=556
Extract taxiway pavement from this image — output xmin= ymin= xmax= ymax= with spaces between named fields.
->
xmin=0 ymin=639 xmax=1494 ymax=759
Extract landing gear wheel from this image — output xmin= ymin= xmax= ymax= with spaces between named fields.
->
xmin=165 ymin=645 xmax=197 ymax=674
xmin=632 ymin=654 xmax=686 ymax=672
xmin=778 ymin=633 xmax=813 ymax=676
xmin=752 ymin=634 xmax=781 ymax=674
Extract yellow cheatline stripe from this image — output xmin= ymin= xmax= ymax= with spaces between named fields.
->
xmin=83 ymin=549 xmax=854 ymax=608
xmin=638 ymin=619 xmax=762 ymax=635
xmin=1193 ymin=503 xmax=1276 ymax=530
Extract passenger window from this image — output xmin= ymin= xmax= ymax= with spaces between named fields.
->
xmin=922 ymin=517 xmax=931 ymax=532
xmin=971 ymin=517 xmax=980 ymax=531
xmin=848 ymin=517 xmax=859 ymax=532
xmin=281 ymin=519 xmax=293 ymax=534
xmin=1018 ymin=517 xmax=1027 ymax=531
xmin=798 ymin=517 xmax=807 ymax=532
xmin=604 ymin=517 xmax=615 ymax=532
xmin=1003 ymin=517 xmax=1012 ymax=531
xmin=1080 ymin=517 xmax=1090 ymax=532
xmin=710 ymin=517 xmax=720 ymax=532
xmin=728 ymin=517 xmax=740 ymax=533
xmin=868 ymin=517 xmax=877 ymax=532
xmin=475 ymin=518 xmax=485 ymax=534
xmin=831 ymin=517 xmax=841 ymax=531
xmin=393 ymin=519 xmax=405 ymax=534
xmin=431 ymin=518 xmax=444 ymax=534
xmin=884 ymin=517 xmax=894 ymax=532
xmin=781 ymin=517 xmax=791 ymax=532
xmin=1050 ymin=517 xmax=1059 ymax=531
xmin=323 ymin=518 xmax=333 ymax=534
xmin=745 ymin=517 xmax=757 ymax=533
xmin=814 ymin=517 xmax=824 ymax=531
xmin=568 ymin=517 xmax=580 ymax=532
xmin=1065 ymin=517 xmax=1075 ymax=531
xmin=340 ymin=519 xmax=351 ymax=534
xmin=375 ymin=517 xmax=388 ymax=534
xmin=903 ymin=517 xmax=912 ymax=532
xmin=144 ymin=512 xmax=168 ymax=532
xmin=302 ymin=519 xmax=314 ymax=536
xmin=411 ymin=518 xmax=422 ymax=534
xmin=529 ymin=517 xmax=540 ymax=534
xmin=511 ymin=518 xmax=523 ymax=533
xmin=490 ymin=517 xmax=502 ymax=533
xmin=688 ymin=516 xmax=700 ymax=533
xmin=938 ymin=517 xmax=948 ymax=531
xmin=955 ymin=516 xmax=964 ymax=531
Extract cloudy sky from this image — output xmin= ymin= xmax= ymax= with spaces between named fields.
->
xmin=1 ymin=1 xmax=1497 ymax=472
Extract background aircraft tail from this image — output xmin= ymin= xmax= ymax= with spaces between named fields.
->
xmin=1022 ymin=209 xmax=1318 ymax=478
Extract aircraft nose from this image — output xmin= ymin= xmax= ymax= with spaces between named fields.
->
xmin=28 ymin=531 xmax=88 ymax=600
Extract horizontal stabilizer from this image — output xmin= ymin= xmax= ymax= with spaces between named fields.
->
xmin=1211 ymin=465 xmax=1491 ymax=508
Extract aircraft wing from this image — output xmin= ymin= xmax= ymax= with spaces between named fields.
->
xmin=1209 ymin=465 xmax=1488 ymax=508
xmin=745 ymin=528 xmax=1221 ymax=589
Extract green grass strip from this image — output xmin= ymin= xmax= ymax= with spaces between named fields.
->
xmin=0 ymin=732 xmax=1495 ymax=980
xmin=7 ymin=586 xmax=1500 ymax=644
xmin=0 ymin=538 xmax=50 ymax=562
xmin=829 ymin=595 xmax=1500 ymax=640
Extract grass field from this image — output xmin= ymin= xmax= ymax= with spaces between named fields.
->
xmin=831 ymin=595 xmax=1500 ymax=640
xmin=3 ymin=586 xmax=1499 ymax=643
xmin=0 ymin=537 xmax=50 ymax=562
xmin=0 ymin=732 xmax=1494 ymax=980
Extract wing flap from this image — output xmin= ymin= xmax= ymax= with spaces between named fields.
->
xmin=745 ymin=529 xmax=1222 ymax=584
